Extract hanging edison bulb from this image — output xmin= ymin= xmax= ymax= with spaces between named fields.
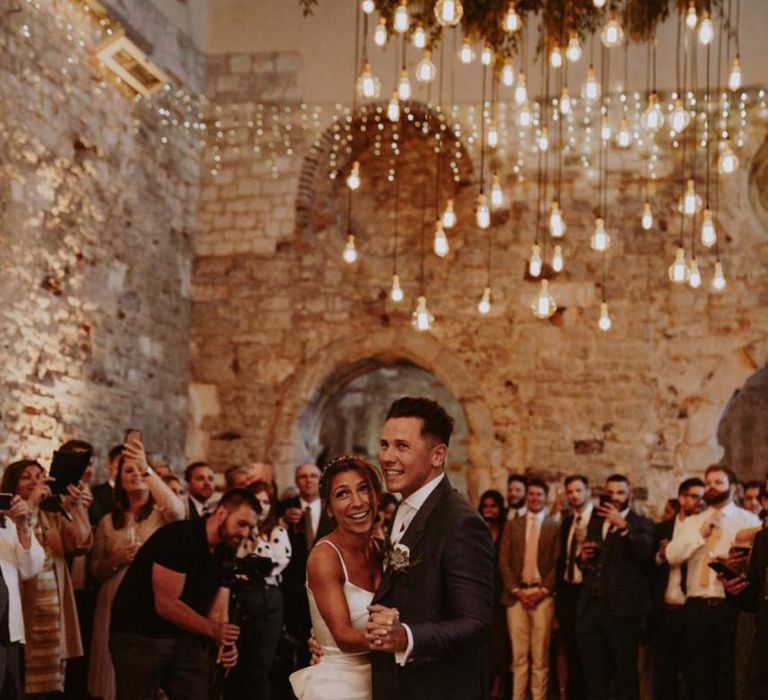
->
xmin=503 ymin=2 xmax=522 ymax=32
xmin=699 ymin=11 xmax=714 ymax=45
xmin=502 ymin=58 xmax=516 ymax=86
xmin=434 ymin=0 xmax=463 ymax=27
xmin=490 ymin=174 xmax=504 ymax=209
xmin=528 ymin=243 xmax=543 ymax=277
xmin=458 ymin=38 xmax=475 ymax=64
xmin=688 ymin=258 xmax=702 ymax=288
xmin=346 ymin=160 xmax=361 ymax=190
xmin=412 ymin=23 xmax=427 ymax=49
xmin=593 ymin=0 xmax=606 ymax=8
xmin=361 ymin=0 xmax=375 ymax=13
xmin=601 ymin=10 xmax=624 ymax=48
xmin=532 ymin=279 xmax=557 ymax=319
xmin=642 ymin=93 xmax=664 ymax=132
xmin=550 ymin=46 xmax=563 ymax=69
xmin=559 ymin=87 xmax=572 ymax=115
xmin=566 ymin=33 xmax=582 ymax=62
xmin=549 ymin=201 xmax=566 ymax=237
xmin=728 ymin=56 xmax=742 ymax=91
xmin=668 ymin=246 xmax=689 ymax=283
xmin=513 ymin=73 xmax=528 ymax=105
xmin=712 ymin=260 xmax=727 ymax=291
xmin=390 ymin=274 xmax=404 ymax=302
xmin=517 ymin=101 xmax=532 ymax=127
xmin=582 ymin=65 xmax=601 ymax=102
xmin=442 ymin=198 xmax=457 ymax=228
xmin=416 ymin=50 xmax=437 ymax=83
xmin=701 ymin=208 xmax=717 ymax=247
xmin=481 ymin=45 xmax=493 ymax=66
xmin=600 ymin=115 xmax=612 ymax=142
xmin=718 ymin=140 xmax=739 ymax=175
xmin=476 ymin=194 xmax=490 ymax=229
xmin=679 ymin=179 xmax=701 ymax=217
xmin=393 ymin=0 xmax=409 ymax=33
xmin=669 ymin=97 xmax=691 ymax=133
xmin=552 ymin=245 xmax=564 ymax=272
xmin=685 ymin=2 xmax=697 ymax=29
xmin=342 ymin=235 xmax=358 ymax=264
xmin=487 ymin=120 xmax=499 ymax=148
xmin=387 ymin=92 xmax=400 ymax=122
xmin=616 ymin=116 xmax=631 ymax=147
xmin=591 ymin=217 xmax=610 ymax=251
xmin=538 ymin=126 xmax=549 ymax=152
xmin=477 ymin=286 xmax=492 ymax=314
xmin=598 ymin=301 xmax=612 ymax=331
xmin=433 ymin=220 xmax=450 ymax=257
xmin=641 ymin=201 xmax=653 ymax=230
xmin=374 ymin=17 xmax=387 ymax=47
xmin=356 ymin=62 xmax=381 ymax=99
xmin=412 ymin=295 xmax=434 ymax=331
xmin=397 ymin=69 xmax=412 ymax=100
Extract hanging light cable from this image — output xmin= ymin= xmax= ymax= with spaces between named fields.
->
xmin=476 ymin=61 xmax=490 ymax=229
xmin=701 ymin=22 xmax=717 ymax=248
xmin=343 ymin=0 xmax=362 ymax=264
xmin=433 ymin=41 xmax=450 ymax=257
xmin=688 ymin=36 xmax=702 ymax=289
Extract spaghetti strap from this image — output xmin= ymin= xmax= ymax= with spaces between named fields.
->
xmin=318 ymin=540 xmax=350 ymax=583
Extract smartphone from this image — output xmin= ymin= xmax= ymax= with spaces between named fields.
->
xmin=707 ymin=561 xmax=742 ymax=580
xmin=0 ymin=493 xmax=13 ymax=510
xmin=49 ymin=450 xmax=91 ymax=495
xmin=124 ymin=428 xmax=142 ymax=444
xmin=731 ymin=546 xmax=751 ymax=557
xmin=598 ymin=493 xmax=612 ymax=506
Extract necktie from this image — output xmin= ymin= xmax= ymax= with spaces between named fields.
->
xmin=566 ymin=515 xmax=582 ymax=582
xmin=522 ymin=515 xmax=541 ymax=584
xmin=391 ymin=504 xmax=410 ymax=545
xmin=303 ymin=505 xmax=314 ymax=549
xmin=698 ymin=518 xmax=722 ymax=588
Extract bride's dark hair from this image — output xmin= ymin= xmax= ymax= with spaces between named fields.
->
xmin=319 ymin=456 xmax=382 ymax=520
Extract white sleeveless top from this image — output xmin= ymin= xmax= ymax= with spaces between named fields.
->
xmin=290 ymin=540 xmax=374 ymax=700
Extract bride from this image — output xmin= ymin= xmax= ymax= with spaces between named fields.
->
xmin=290 ymin=456 xmax=385 ymax=700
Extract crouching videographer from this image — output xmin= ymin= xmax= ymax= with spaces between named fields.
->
xmin=224 ymin=481 xmax=291 ymax=700
xmin=108 ymin=489 xmax=259 ymax=700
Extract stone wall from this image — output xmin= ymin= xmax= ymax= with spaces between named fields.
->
xmin=0 ymin=0 xmax=202 ymax=473
xmin=189 ymin=49 xmax=768 ymax=510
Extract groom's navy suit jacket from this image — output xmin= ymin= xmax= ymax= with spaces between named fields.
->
xmin=370 ymin=476 xmax=495 ymax=700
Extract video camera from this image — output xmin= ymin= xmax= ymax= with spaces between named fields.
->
xmin=220 ymin=554 xmax=276 ymax=592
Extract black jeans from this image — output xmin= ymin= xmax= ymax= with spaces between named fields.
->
xmin=556 ymin=583 xmax=586 ymax=700
xmin=225 ymin=584 xmax=283 ymax=700
xmin=109 ymin=632 xmax=210 ymax=700
xmin=651 ymin=606 xmax=687 ymax=700
xmin=0 ymin=642 xmax=22 ymax=700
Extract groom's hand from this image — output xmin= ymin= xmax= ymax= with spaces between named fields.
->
xmin=365 ymin=604 xmax=407 ymax=653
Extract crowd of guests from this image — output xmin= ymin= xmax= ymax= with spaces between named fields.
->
xmin=0 ymin=435 xmax=766 ymax=700
xmin=479 ymin=467 xmax=768 ymax=700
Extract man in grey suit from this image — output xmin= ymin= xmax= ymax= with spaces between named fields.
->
xmin=499 ymin=477 xmax=561 ymax=700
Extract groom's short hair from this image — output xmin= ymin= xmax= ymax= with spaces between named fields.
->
xmin=386 ymin=397 xmax=454 ymax=446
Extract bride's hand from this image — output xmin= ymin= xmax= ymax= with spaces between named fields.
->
xmin=308 ymin=631 xmax=323 ymax=665
xmin=365 ymin=604 xmax=407 ymax=653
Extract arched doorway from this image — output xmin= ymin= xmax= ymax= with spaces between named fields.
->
xmin=297 ymin=358 xmax=470 ymax=494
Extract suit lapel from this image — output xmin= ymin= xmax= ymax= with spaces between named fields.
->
xmin=374 ymin=476 xmax=452 ymax=604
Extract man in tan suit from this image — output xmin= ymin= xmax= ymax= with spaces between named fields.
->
xmin=500 ymin=477 xmax=561 ymax=700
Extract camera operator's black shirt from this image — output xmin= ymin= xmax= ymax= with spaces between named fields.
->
xmin=110 ymin=518 xmax=223 ymax=638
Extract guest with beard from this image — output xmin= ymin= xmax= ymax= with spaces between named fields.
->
xmin=506 ymin=475 xmax=527 ymax=520
xmin=666 ymin=465 xmax=760 ymax=700
xmin=479 ymin=490 xmax=512 ymax=700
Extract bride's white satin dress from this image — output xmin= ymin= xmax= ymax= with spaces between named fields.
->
xmin=289 ymin=541 xmax=374 ymax=700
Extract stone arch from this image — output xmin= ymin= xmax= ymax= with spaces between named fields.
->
xmin=266 ymin=327 xmax=507 ymax=504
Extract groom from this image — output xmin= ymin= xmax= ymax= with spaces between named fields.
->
xmin=366 ymin=396 xmax=495 ymax=699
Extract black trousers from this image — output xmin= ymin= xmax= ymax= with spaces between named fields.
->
xmin=0 ymin=642 xmax=22 ymax=700
xmin=651 ymin=606 xmax=687 ymax=700
xmin=110 ymin=633 xmax=210 ymax=700
xmin=576 ymin=598 xmax=641 ymax=700
xmin=684 ymin=597 xmax=738 ymax=700
xmin=556 ymin=583 xmax=586 ymax=700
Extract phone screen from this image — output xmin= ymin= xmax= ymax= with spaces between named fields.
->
xmin=707 ymin=561 xmax=740 ymax=580
xmin=124 ymin=429 xmax=142 ymax=444
xmin=0 ymin=493 xmax=13 ymax=510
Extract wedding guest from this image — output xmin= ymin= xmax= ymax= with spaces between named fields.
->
xmin=0 ymin=483 xmax=45 ymax=699
xmin=225 ymin=481 xmax=291 ymax=700
xmin=666 ymin=465 xmax=760 ymax=700
xmin=500 ymin=478 xmax=560 ymax=700
xmin=479 ymin=489 xmax=511 ymax=700
xmin=87 ymin=439 xmax=184 ymax=700
xmin=184 ymin=461 xmax=216 ymax=518
xmin=225 ymin=465 xmax=254 ymax=490
xmin=661 ymin=498 xmax=681 ymax=522
xmin=507 ymin=474 xmax=527 ymax=520
xmin=742 ymin=480 xmax=762 ymax=515
xmin=2 ymin=459 xmax=93 ymax=696
xmin=162 ymin=474 xmax=186 ymax=499
xmin=89 ymin=445 xmax=122 ymax=528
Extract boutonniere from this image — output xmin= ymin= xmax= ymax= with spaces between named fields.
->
xmin=381 ymin=541 xmax=422 ymax=574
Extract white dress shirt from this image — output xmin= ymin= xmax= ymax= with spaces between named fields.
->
xmin=0 ymin=519 xmax=45 ymax=643
xmin=523 ymin=509 xmax=547 ymax=584
xmin=299 ymin=498 xmax=321 ymax=538
xmin=564 ymin=503 xmax=593 ymax=585
xmin=659 ymin=514 xmax=687 ymax=606
xmin=390 ymin=473 xmax=445 ymax=666
xmin=506 ymin=505 xmax=527 ymax=521
xmin=666 ymin=501 xmax=760 ymax=599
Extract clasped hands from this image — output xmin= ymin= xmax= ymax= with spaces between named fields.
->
xmin=365 ymin=604 xmax=407 ymax=653
xmin=514 ymin=588 xmax=548 ymax=610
